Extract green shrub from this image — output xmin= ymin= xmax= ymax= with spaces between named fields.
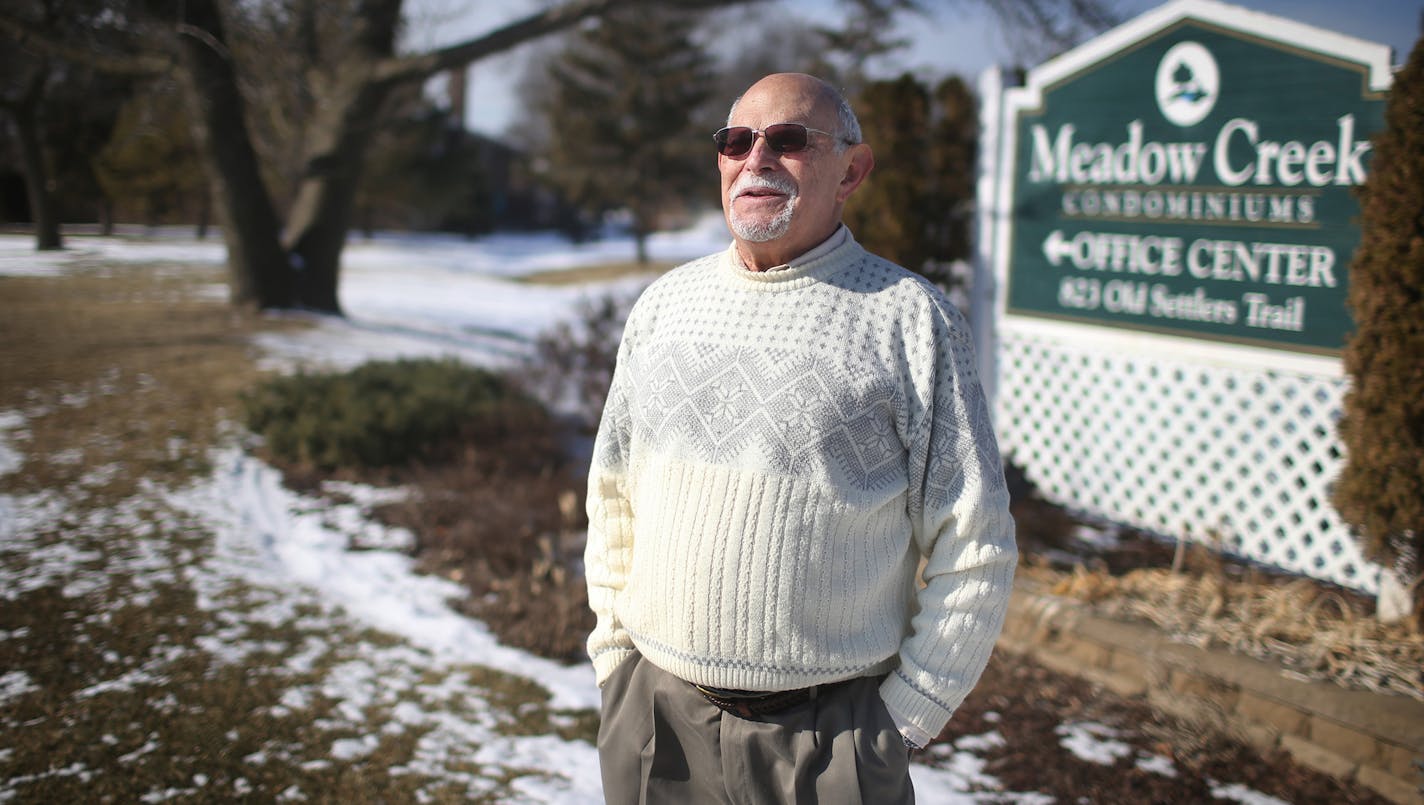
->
xmin=243 ymin=358 xmax=549 ymax=470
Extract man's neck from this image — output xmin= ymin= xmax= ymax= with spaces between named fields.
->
xmin=735 ymin=224 xmax=844 ymax=272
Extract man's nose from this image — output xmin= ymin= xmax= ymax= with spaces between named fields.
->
xmin=743 ymin=135 xmax=783 ymax=170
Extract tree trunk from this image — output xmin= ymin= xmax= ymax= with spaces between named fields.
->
xmin=98 ymin=194 xmax=113 ymax=236
xmin=280 ymin=79 xmax=392 ymax=314
xmin=196 ymin=193 xmax=210 ymax=240
xmin=632 ymin=210 xmax=653 ymax=264
xmin=8 ymin=73 xmax=63 ymax=251
xmin=633 ymin=228 xmax=649 ymax=264
xmin=175 ymin=0 xmax=294 ymax=309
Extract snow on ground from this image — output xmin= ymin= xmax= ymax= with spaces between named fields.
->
xmin=0 ymin=226 xmax=228 ymax=276
xmin=0 ymin=224 xmax=1294 ymax=802
xmin=166 ymin=445 xmax=609 ymax=803
xmin=168 ymin=445 xmax=600 ymax=713
xmin=1055 ymin=722 xmax=1135 ymax=766
xmin=255 ymin=218 xmax=728 ymax=373
xmin=0 ymin=413 xmax=24 ymax=477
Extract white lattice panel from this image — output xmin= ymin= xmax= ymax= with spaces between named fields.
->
xmin=995 ymin=327 xmax=1381 ymax=594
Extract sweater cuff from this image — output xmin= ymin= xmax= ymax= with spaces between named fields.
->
xmin=592 ymin=647 xmax=637 ymax=687
xmin=879 ymin=671 xmax=953 ymax=745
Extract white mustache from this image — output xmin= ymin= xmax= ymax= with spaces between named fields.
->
xmin=731 ymin=175 xmax=798 ymax=201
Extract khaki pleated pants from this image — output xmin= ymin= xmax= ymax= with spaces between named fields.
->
xmin=597 ymin=652 xmax=915 ymax=805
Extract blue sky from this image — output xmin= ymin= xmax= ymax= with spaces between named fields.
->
xmin=406 ymin=0 xmax=1421 ymax=138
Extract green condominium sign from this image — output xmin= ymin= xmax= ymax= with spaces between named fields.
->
xmin=1002 ymin=2 xmax=1391 ymax=355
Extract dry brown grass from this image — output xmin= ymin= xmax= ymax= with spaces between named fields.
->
xmin=1021 ymin=553 xmax=1424 ymax=701
xmin=0 ymin=266 xmax=298 ymax=498
xmin=0 ymin=261 xmax=596 ymax=801
xmin=516 ymin=260 xmax=674 ymax=285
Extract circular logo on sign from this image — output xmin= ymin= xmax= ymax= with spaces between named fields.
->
xmin=1155 ymin=41 xmax=1219 ymax=127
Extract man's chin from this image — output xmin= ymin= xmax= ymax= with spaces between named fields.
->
xmin=729 ymin=211 xmax=794 ymax=243
xmin=730 ymin=222 xmax=789 ymax=243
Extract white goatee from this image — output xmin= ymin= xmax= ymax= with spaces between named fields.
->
xmin=728 ymin=175 xmax=798 ymax=242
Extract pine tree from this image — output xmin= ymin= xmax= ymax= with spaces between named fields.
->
xmin=810 ymin=0 xmax=910 ymax=95
xmin=925 ymin=75 xmax=978 ymax=287
xmin=845 ymin=73 xmax=978 ymax=292
xmin=1334 ymin=34 xmax=1424 ymax=619
xmin=845 ymin=75 xmax=932 ymax=274
xmin=95 ymin=79 xmax=207 ymax=230
xmin=537 ymin=7 xmax=715 ymax=263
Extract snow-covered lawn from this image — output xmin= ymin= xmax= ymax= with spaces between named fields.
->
xmin=0 ymin=222 xmax=1290 ymax=802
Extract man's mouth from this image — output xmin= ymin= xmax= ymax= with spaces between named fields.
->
xmin=731 ymin=177 xmax=797 ymax=203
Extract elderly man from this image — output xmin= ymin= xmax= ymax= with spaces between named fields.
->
xmin=585 ymin=72 xmax=1017 ymax=803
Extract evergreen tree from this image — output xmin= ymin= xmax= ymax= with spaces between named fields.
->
xmin=353 ymin=86 xmax=478 ymax=234
xmin=1334 ymin=34 xmax=1424 ymax=618
xmin=844 ymin=73 xmax=977 ymax=292
xmin=810 ymin=0 xmax=911 ymax=95
xmin=95 ymin=79 xmax=208 ymax=231
xmin=537 ymin=6 xmax=715 ymax=263
xmin=845 ymin=74 xmax=932 ymax=274
xmin=925 ymin=75 xmax=976 ymax=277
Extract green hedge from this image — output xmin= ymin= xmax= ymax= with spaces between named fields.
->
xmin=243 ymin=358 xmax=547 ymax=470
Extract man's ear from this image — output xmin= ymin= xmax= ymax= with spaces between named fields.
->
xmin=836 ymin=143 xmax=874 ymax=203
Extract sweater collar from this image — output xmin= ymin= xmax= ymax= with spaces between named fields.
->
xmin=720 ymin=227 xmax=862 ymax=290
xmin=732 ymin=225 xmax=849 ymax=273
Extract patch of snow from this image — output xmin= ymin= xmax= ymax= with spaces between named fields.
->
xmin=49 ymin=448 xmax=85 ymax=466
xmin=1136 ymin=754 xmax=1178 ymax=777
xmin=329 ymin=735 xmax=379 ymax=761
xmin=0 ymin=240 xmax=72 ymax=277
xmin=119 ymin=739 xmax=162 ymax=764
xmin=0 ymin=411 xmax=25 ymax=476
xmin=1 ymin=537 xmax=103 ymax=601
xmin=1056 ymin=721 xmax=1134 ymax=765
xmin=78 ymin=463 xmax=124 ymax=488
xmin=319 ymin=480 xmax=411 ymax=507
xmin=910 ymin=748 xmax=1050 ymax=805
xmin=0 ymin=670 xmax=38 ymax=704
xmin=1071 ymin=523 xmax=1120 ymax=550
xmin=1210 ymin=782 xmax=1291 ymax=805
xmin=954 ymin=730 xmax=1007 ymax=752
xmin=166 ymin=447 xmax=600 ymax=712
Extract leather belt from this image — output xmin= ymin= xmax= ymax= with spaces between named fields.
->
xmin=693 ymin=679 xmax=854 ymax=718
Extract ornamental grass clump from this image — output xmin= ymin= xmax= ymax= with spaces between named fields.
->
xmin=243 ymin=358 xmax=548 ymax=471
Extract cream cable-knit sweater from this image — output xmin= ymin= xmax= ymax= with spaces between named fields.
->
xmin=585 ymin=231 xmax=1016 ymax=743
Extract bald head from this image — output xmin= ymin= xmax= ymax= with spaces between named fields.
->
xmin=728 ymin=74 xmax=862 ymax=152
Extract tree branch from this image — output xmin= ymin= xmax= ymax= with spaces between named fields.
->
xmin=0 ymin=13 xmax=175 ymax=77
xmin=374 ymin=0 xmax=762 ymax=87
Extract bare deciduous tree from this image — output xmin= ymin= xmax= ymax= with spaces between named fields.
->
xmin=0 ymin=0 xmax=1116 ymax=312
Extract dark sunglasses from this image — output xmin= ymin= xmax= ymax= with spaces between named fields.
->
xmin=713 ymin=123 xmax=840 ymax=157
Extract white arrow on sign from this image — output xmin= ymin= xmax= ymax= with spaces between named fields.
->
xmin=1041 ymin=229 xmax=1073 ymax=266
